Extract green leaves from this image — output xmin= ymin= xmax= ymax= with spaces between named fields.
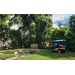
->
xmin=58 ymin=22 xmax=63 ymax=29
xmin=0 ymin=14 xmax=12 ymax=42
xmin=35 ymin=14 xmax=53 ymax=48
xmin=66 ymin=15 xmax=75 ymax=51
xmin=0 ymin=14 xmax=53 ymax=49
xmin=52 ymin=29 xmax=66 ymax=40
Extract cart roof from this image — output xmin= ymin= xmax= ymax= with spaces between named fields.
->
xmin=52 ymin=39 xmax=66 ymax=42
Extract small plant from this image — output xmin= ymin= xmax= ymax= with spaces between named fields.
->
xmin=25 ymin=50 xmax=36 ymax=53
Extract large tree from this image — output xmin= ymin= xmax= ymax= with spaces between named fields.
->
xmin=13 ymin=14 xmax=36 ymax=47
xmin=0 ymin=14 xmax=13 ymax=43
xmin=35 ymin=14 xmax=53 ymax=48
xmin=13 ymin=14 xmax=53 ymax=48
xmin=66 ymin=15 xmax=75 ymax=51
xmin=51 ymin=28 xmax=66 ymax=40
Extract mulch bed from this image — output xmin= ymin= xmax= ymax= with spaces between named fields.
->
xmin=22 ymin=52 xmax=36 ymax=55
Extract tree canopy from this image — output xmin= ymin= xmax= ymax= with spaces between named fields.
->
xmin=66 ymin=15 xmax=75 ymax=51
xmin=8 ymin=14 xmax=53 ymax=48
xmin=1 ymin=14 xmax=75 ymax=51
xmin=0 ymin=14 xmax=13 ymax=42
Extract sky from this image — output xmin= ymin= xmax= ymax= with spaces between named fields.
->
xmin=10 ymin=24 xmax=19 ymax=30
xmin=10 ymin=14 xmax=74 ymax=30
xmin=52 ymin=14 xmax=73 ymax=28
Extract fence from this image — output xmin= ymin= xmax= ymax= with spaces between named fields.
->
xmin=30 ymin=44 xmax=38 ymax=49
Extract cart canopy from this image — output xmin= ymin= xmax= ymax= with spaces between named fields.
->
xmin=52 ymin=39 xmax=66 ymax=42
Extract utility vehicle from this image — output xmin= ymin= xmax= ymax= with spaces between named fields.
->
xmin=49 ymin=39 xmax=66 ymax=53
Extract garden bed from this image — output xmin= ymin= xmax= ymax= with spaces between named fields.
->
xmin=3 ymin=49 xmax=23 ymax=54
xmin=19 ymin=50 xmax=37 ymax=55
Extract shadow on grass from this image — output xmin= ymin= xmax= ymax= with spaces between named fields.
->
xmin=34 ymin=49 xmax=75 ymax=59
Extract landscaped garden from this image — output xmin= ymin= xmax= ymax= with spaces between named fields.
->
xmin=1 ymin=14 xmax=75 ymax=61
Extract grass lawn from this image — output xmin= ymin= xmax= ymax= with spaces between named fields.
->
xmin=0 ymin=49 xmax=37 ymax=60
xmin=0 ymin=49 xmax=14 ymax=52
xmin=14 ymin=49 xmax=75 ymax=60
xmin=0 ymin=54 xmax=16 ymax=60
xmin=0 ymin=49 xmax=24 ymax=52
xmin=0 ymin=49 xmax=24 ymax=60
xmin=0 ymin=49 xmax=75 ymax=60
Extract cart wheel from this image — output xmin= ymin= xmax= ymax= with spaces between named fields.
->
xmin=63 ymin=51 xmax=65 ymax=53
xmin=58 ymin=50 xmax=61 ymax=53
xmin=50 ymin=49 xmax=52 ymax=52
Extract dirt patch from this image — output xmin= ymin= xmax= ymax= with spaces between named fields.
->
xmin=6 ymin=56 xmax=18 ymax=60
xmin=0 ymin=52 xmax=4 ymax=56
xmin=5 ymin=50 xmax=39 ymax=60
xmin=22 ymin=52 xmax=30 ymax=55
xmin=6 ymin=52 xmax=32 ymax=60
xmin=20 ymin=55 xmax=26 ymax=57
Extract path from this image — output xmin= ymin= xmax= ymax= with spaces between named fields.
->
xmin=5 ymin=49 xmax=40 ymax=60
xmin=6 ymin=55 xmax=18 ymax=60
xmin=0 ymin=52 xmax=4 ymax=56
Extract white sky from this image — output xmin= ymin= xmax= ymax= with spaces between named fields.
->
xmin=52 ymin=14 xmax=73 ymax=28
xmin=53 ymin=24 xmax=59 ymax=29
xmin=52 ymin=14 xmax=72 ymax=22
xmin=10 ymin=24 xmax=19 ymax=30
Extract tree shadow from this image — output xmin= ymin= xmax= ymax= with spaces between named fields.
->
xmin=34 ymin=50 xmax=75 ymax=59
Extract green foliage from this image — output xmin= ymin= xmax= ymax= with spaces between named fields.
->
xmin=0 ymin=14 xmax=14 ymax=43
xmin=10 ymin=30 xmax=24 ymax=48
xmin=0 ymin=14 xmax=71 ymax=50
xmin=66 ymin=15 xmax=75 ymax=51
xmin=12 ymin=14 xmax=53 ymax=49
xmin=35 ymin=14 xmax=53 ymax=48
xmin=64 ymin=22 xmax=70 ymax=27
xmin=58 ymin=22 xmax=63 ymax=28
xmin=52 ymin=29 xmax=66 ymax=40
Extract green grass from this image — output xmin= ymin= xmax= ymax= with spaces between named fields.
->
xmin=1 ymin=49 xmax=75 ymax=60
xmin=14 ymin=49 xmax=75 ymax=60
xmin=0 ymin=48 xmax=25 ymax=52
xmin=0 ymin=54 xmax=16 ymax=60
xmin=0 ymin=49 xmax=37 ymax=60
xmin=0 ymin=49 xmax=14 ymax=52
xmin=0 ymin=49 xmax=25 ymax=60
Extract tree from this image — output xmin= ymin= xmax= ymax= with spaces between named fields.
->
xmin=35 ymin=14 xmax=53 ymax=48
xmin=6 ymin=14 xmax=36 ymax=48
xmin=51 ymin=28 xmax=66 ymax=40
xmin=10 ymin=29 xmax=24 ymax=48
xmin=58 ymin=22 xmax=63 ymax=28
xmin=64 ymin=22 xmax=69 ymax=27
xmin=13 ymin=14 xmax=53 ymax=48
xmin=13 ymin=14 xmax=36 ymax=47
xmin=0 ymin=14 xmax=13 ymax=43
xmin=66 ymin=15 xmax=75 ymax=51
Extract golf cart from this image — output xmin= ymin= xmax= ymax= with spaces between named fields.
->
xmin=49 ymin=39 xmax=66 ymax=53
